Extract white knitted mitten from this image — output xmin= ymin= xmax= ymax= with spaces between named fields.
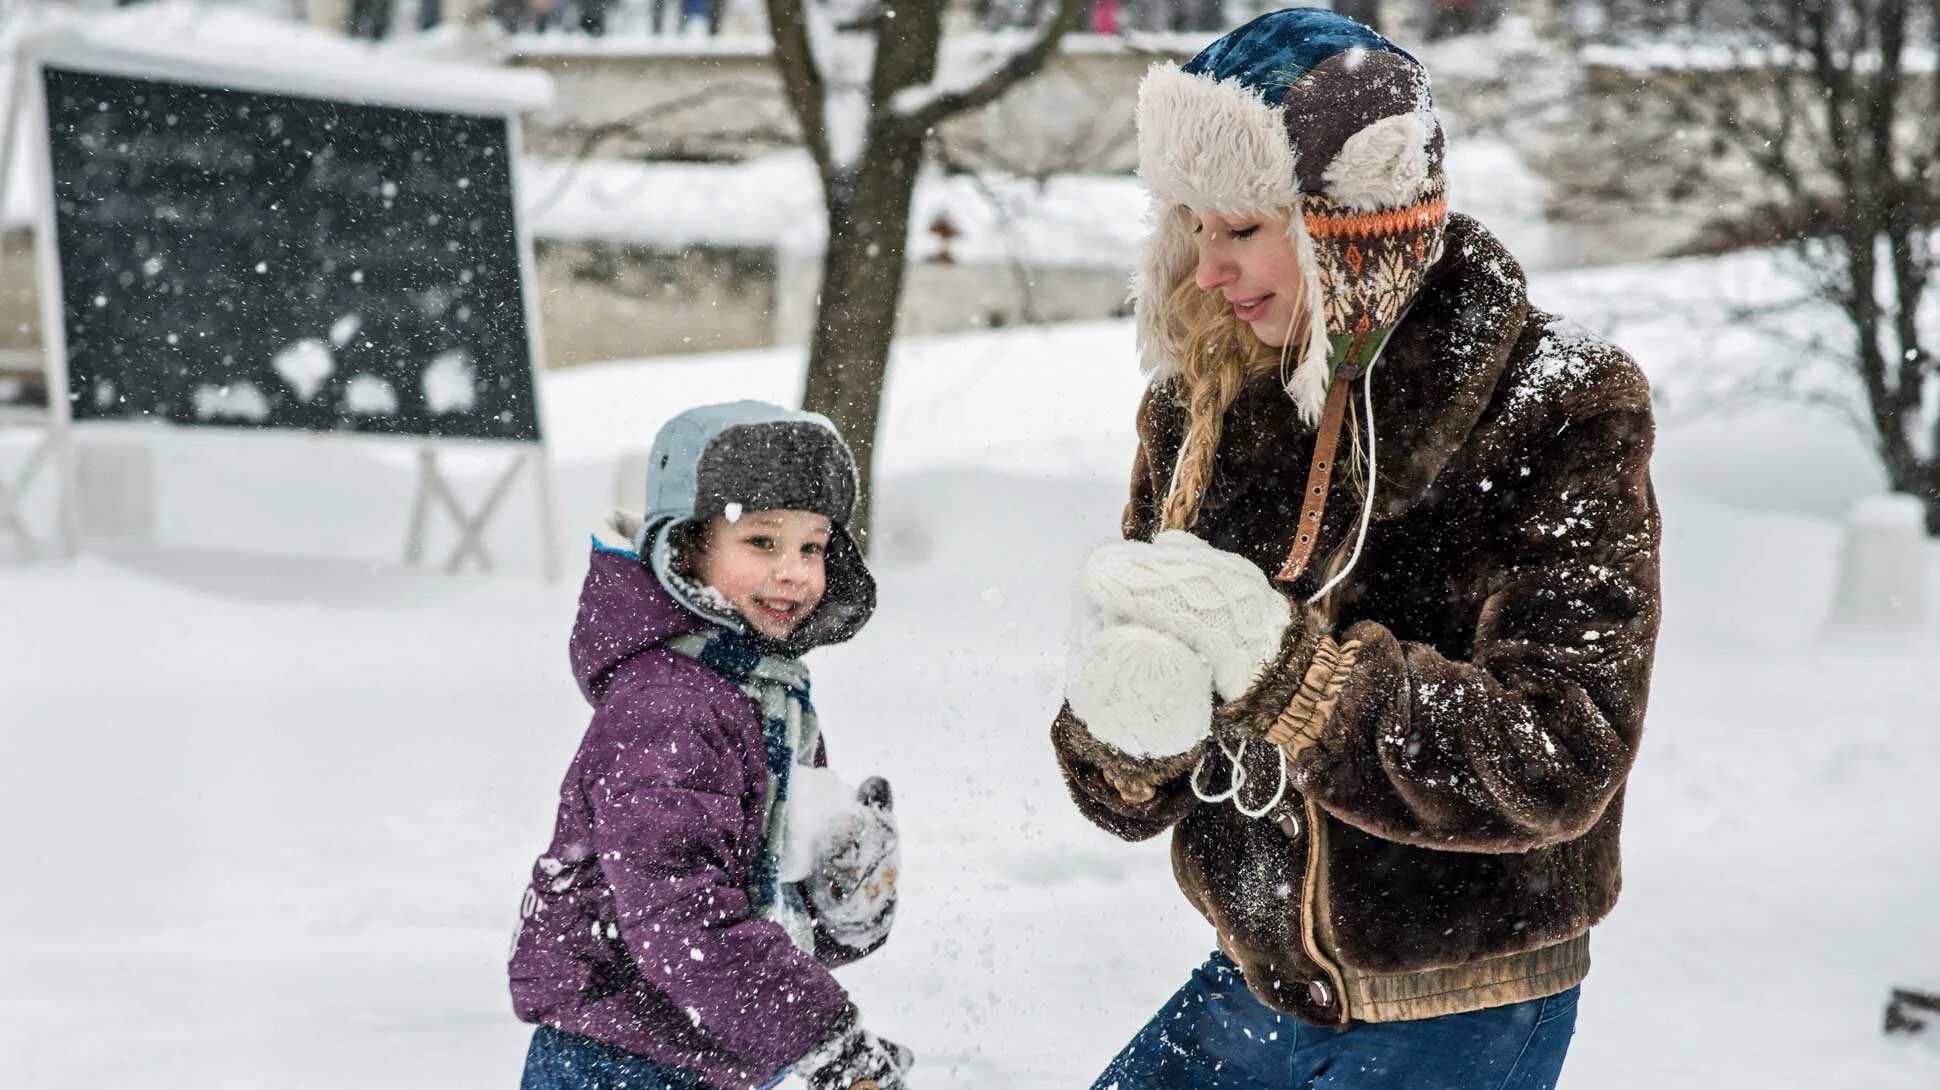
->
xmin=1065 ymin=623 xmax=1214 ymax=759
xmin=1079 ymin=530 xmax=1293 ymax=702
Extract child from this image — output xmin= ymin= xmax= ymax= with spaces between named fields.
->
xmin=509 ymin=401 xmax=910 ymax=1090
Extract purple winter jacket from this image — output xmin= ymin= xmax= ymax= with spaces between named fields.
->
xmin=508 ymin=543 xmax=852 ymax=1090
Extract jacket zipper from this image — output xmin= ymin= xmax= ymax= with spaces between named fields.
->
xmin=1299 ymin=797 xmax=1352 ymax=1026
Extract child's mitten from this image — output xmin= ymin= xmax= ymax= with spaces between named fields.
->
xmin=797 ymin=1007 xmax=914 ymax=1090
xmin=802 ymin=776 xmax=899 ymax=952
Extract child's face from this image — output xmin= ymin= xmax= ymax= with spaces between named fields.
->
xmin=695 ymin=509 xmax=833 ymax=641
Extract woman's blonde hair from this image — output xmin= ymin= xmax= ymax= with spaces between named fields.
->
xmin=1160 ymin=224 xmax=1329 ymax=532
xmin=1159 ymin=225 xmax=1368 ymax=619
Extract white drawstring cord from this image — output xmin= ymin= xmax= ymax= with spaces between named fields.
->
xmin=1197 ymin=354 xmax=1383 ymax=821
xmin=1189 ymin=739 xmax=1245 ymax=804
xmin=1308 ymin=361 xmax=1380 ymax=607
xmin=1188 ymin=738 xmax=1292 ymax=817
xmin=1233 ymin=743 xmax=1289 ymax=818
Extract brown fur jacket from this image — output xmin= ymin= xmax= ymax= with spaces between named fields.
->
xmin=1052 ymin=214 xmax=1662 ymax=1024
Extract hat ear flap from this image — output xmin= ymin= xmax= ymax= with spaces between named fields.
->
xmin=791 ymin=523 xmax=876 ymax=651
xmin=1320 ymin=111 xmax=1437 ymax=212
xmin=1133 ymin=202 xmax=1201 ymax=383
xmin=1283 ymin=211 xmax=1332 ymax=426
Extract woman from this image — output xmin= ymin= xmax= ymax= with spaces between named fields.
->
xmin=1052 ymin=10 xmax=1661 ymax=1089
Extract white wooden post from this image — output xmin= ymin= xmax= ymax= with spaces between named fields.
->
xmin=18 ymin=49 xmax=77 ymax=556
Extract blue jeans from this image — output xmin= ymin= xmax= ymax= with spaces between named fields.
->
xmin=1093 ymin=952 xmax=1580 ymax=1090
xmin=520 ymin=1026 xmax=713 ymax=1090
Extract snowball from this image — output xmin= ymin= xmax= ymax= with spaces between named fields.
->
xmin=271 ymin=338 xmax=334 ymax=402
xmin=343 ymin=374 xmax=398 ymax=416
xmin=778 ymin=765 xmax=862 ymax=884
xmin=329 ymin=313 xmax=363 ymax=347
xmin=192 ymin=382 xmax=269 ymax=422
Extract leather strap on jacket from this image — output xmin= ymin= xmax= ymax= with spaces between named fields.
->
xmin=1276 ymin=375 xmax=1352 ymax=585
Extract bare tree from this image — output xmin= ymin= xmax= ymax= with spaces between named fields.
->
xmin=1563 ymin=1 xmax=1940 ymax=531
xmin=763 ymin=0 xmax=1088 ymax=540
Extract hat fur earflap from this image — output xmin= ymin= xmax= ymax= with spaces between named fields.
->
xmin=1323 ymin=110 xmax=1437 ymax=212
xmin=1132 ymin=62 xmax=1334 ymax=426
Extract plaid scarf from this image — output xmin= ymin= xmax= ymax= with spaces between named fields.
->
xmin=665 ymin=627 xmax=821 ymax=955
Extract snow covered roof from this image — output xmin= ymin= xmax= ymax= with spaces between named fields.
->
xmin=502 ymin=32 xmax=775 ymax=60
xmin=1579 ymin=37 xmax=1939 ymax=73
xmin=524 ymin=152 xmax=1149 ymax=270
xmin=11 ymin=3 xmax=553 ymax=119
xmin=500 ymin=28 xmax=1205 ymax=61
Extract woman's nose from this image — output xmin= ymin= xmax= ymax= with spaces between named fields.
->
xmin=1195 ymin=245 xmax=1234 ymax=291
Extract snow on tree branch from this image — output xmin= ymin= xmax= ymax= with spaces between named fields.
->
xmin=763 ymin=0 xmax=833 ymax=173
xmin=803 ymin=0 xmax=879 ymax=174
xmin=889 ymin=0 xmax=1088 ymax=133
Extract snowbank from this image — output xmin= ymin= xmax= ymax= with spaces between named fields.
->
xmin=2 ymin=104 xmax=1938 ymax=1090
xmin=526 ymin=152 xmax=1150 ymax=270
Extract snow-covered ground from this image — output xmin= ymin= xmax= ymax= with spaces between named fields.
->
xmin=4 ymin=240 xmax=1939 ymax=1087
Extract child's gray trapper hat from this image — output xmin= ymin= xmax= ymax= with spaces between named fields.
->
xmin=637 ymin=400 xmax=876 ymax=650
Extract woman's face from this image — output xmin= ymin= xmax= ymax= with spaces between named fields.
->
xmin=1190 ymin=209 xmax=1304 ymax=347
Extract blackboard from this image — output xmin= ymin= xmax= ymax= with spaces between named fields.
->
xmin=39 ymin=65 xmax=541 ymax=442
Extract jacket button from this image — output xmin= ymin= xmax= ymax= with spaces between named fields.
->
xmin=1277 ymin=813 xmax=1302 ymax=839
xmin=1307 ymin=979 xmax=1333 ymax=1007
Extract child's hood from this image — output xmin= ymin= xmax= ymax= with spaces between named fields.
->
xmin=568 ymin=513 xmax=716 ymax=706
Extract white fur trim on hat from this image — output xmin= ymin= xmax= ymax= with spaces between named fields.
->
xmin=1322 ymin=110 xmax=1436 ymax=212
xmin=1286 ymin=216 xmax=1331 ymax=422
xmin=1136 ymin=63 xmax=1300 ymax=216
xmin=1130 ymin=63 xmax=1332 ymax=425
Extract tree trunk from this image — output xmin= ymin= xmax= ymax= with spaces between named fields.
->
xmin=800 ymin=134 xmax=927 ymax=545
xmin=1889 ymin=461 xmax=1940 ymax=536
xmin=762 ymin=0 xmax=1084 ymax=548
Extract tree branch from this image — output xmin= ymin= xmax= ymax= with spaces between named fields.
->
xmin=896 ymin=0 xmax=1089 ymax=135
xmin=524 ymin=83 xmax=794 ymax=221
xmin=931 ymin=134 xmax=1045 ymax=325
xmin=553 ymin=82 xmax=783 ymax=161
xmin=765 ymin=0 xmax=833 ymax=175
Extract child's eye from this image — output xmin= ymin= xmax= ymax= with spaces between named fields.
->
xmin=1231 ymin=225 xmax=1260 ymax=240
xmin=745 ymin=535 xmax=774 ymax=550
xmin=802 ymin=542 xmax=826 ymax=557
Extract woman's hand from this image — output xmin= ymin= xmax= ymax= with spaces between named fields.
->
xmin=1065 ymin=621 xmax=1216 ymax=763
xmin=1079 ymin=530 xmax=1294 ymax=703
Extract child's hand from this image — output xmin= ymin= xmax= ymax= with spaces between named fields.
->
xmin=806 ymin=777 xmax=899 ymax=951
xmin=797 ymin=1006 xmax=914 ymax=1090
